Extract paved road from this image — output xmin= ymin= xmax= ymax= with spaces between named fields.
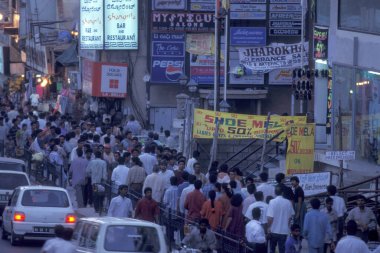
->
xmin=0 ymin=228 xmax=42 ymax=253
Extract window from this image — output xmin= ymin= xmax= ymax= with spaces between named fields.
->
xmin=79 ymin=223 xmax=91 ymax=248
xmin=316 ymin=0 xmax=330 ymax=26
xmin=10 ymin=190 xmax=20 ymax=206
xmin=0 ymin=174 xmax=29 ymax=190
xmin=21 ymin=190 xmax=69 ymax=207
xmin=104 ymin=225 xmax=161 ymax=253
xmin=72 ymin=221 xmax=84 ymax=241
xmin=87 ymin=225 xmax=100 ymax=249
xmin=339 ymin=0 xmax=380 ymax=34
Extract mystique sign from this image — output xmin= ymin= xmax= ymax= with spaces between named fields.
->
xmin=152 ymin=12 xmax=215 ymax=32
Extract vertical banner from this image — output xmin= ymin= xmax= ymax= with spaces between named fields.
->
xmin=80 ymin=0 xmax=104 ymax=49
xmin=326 ymin=77 xmax=332 ymax=134
xmin=151 ymin=33 xmax=185 ymax=83
xmin=286 ymin=124 xmax=315 ymax=175
xmin=313 ymin=26 xmax=328 ymax=60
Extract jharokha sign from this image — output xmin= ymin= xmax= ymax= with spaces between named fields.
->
xmin=193 ymin=109 xmax=306 ymax=140
xmin=152 ymin=12 xmax=215 ymax=32
xmin=238 ymin=42 xmax=308 ymax=72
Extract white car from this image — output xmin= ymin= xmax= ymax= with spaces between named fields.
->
xmin=71 ymin=217 xmax=168 ymax=253
xmin=0 ymin=171 xmax=31 ymax=222
xmin=1 ymin=185 xmax=76 ymax=245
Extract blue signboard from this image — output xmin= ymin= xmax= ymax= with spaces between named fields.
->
xmin=151 ymin=33 xmax=185 ymax=83
xmin=230 ymin=27 xmax=266 ymax=46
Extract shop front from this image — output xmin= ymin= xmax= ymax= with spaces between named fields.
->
xmin=333 ymin=65 xmax=380 ymax=164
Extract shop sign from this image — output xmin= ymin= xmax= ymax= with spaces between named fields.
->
xmin=325 ymin=151 xmax=355 ymax=160
xmin=151 ymin=33 xmax=185 ymax=83
xmin=82 ymin=59 xmax=128 ymax=98
xmin=269 ymin=12 xmax=301 ymax=19
xmin=153 ymin=0 xmax=186 ymax=10
xmin=152 ymin=12 xmax=215 ymax=32
xmin=238 ymin=42 xmax=308 ymax=72
xmin=286 ymin=124 xmax=315 ymax=175
xmin=229 ymin=51 xmax=264 ymax=85
xmin=314 ymin=26 xmax=328 ymax=60
xmin=25 ymin=39 xmax=48 ymax=74
xmin=186 ymin=33 xmax=214 ymax=55
xmin=270 ymin=0 xmax=300 ymax=2
xmin=269 ymin=28 xmax=301 ymax=36
xmin=230 ymin=4 xmax=266 ymax=20
xmin=190 ymin=0 xmax=214 ymax=12
xmin=190 ymin=54 xmax=224 ymax=84
xmin=80 ymin=0 xmax=138 ymax=50
xmin=269 ymin=1 xmax=303 ymax=36
xmin=230 ymin=0 xmax=267 ymax=3
xmin=269 ymin=20 xmax=301 ymax=28
xmin=269 ymin=69 xmax=293 ymax=85
xmin=270 ymin=3 xmax=302 ymax=12
xmin=326 ymin=77 xmax=332 ymax=134
xmin=230 ymin=27 xmax=266 ymax=46
xmin=293 ymin=172 xmax=331 ymax=197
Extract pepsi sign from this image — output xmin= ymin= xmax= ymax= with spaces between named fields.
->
xmin=151 ymin=33 xmax=186 ymax=83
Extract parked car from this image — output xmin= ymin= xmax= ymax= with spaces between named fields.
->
xmin=1 ymin=185 xmax=76 ymax=245
xmin=0 ymin=157 xmax=26 ymax=172
xmin=71 ymin=217 xmax=168 ymax=253
xmin=0 ymin=171 xmax=31 ymax=222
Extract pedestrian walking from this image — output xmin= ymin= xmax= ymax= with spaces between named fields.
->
xmin=335 ymin=220 xmax=371 ymax=253
xmin=135 ymin=187 xmax=159 ymax=223
xmin=126 ymin=156 xmax=146 ymax=199
xmin=246 ymin=207 xmax=267 ymax=253
xmin=107 ymin=185 xmax=133 ymax=218
xmin=200 ymin=190 xmax=224 ymax=231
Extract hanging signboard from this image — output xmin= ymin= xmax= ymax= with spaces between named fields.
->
xmin=193 ymin=108 xmax=306 ymax=140
xmin=186 ymin=33 xmax=214 ymax=55
xmin=326 ymin=77 xmax=332 ymax=134
xmin=229 ymin=51 xmax=265 ymax=85
xmin=238 ymin=42 xmax=308 ymax=72
xmin=190 ymin=0 xmax=214 ymax=11
xmin=82 ymin=60 xmax=128 ymax=98
xmin=190 ymin=54 xmax=224 ymax=84
xmin=153 ymin=0 xmax=186 ymax=10
xmin=152 ymin=12 xmax=215 ymax=32
xmin=314 ymin=26 xmax=329 ymax=60
xmin=230 ymin=27 xmax=266 ymax=46
xmin=293 ymin=172 xmax=331 ymax=197
xmin=80 ymin=0 xmax=138 ymax=50
xmin=151 ymin=33 xmax=186 ymax=83
xmin=286 ymin=124 xmax=315 ymax=175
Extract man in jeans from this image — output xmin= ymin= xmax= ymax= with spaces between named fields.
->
xmin=267 ymin=186 xmax=295 ymax=253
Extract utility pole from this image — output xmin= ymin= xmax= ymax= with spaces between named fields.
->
xmin=214 ymin=0 xmax=221 ymax=112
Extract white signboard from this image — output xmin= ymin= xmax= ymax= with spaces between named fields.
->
xmin=104 ymin=0 xmax=138 ymax=50
xmin=238 ymin=42 xmax=308 ymax=72
xmin=100 ymin=65 xmax=128 ymax=98
xmin=294 ymin=172 xmax=331 ymax=197
xmin=80 ymin=0 xmax=103 ymax=50
xmin=325 ymin=151 xmax=356 ymax=160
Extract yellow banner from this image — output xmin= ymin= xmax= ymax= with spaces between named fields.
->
xmin=286 ymin=124 xmax=315 ymax=175
xmin=193 ymin=109 xmax=306 ymax=141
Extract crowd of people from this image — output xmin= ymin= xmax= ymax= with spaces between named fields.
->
xmin=2 ymin=100 xmax=380 ymax=253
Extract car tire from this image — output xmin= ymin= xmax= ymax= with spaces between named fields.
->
xmin=1 ymin=227 xmax=8 ymax=240
xmin=10 ymin=230 xmax=19 ymax=246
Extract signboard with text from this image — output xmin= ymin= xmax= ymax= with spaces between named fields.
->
xmin=269 ymin=0 xmax=303 ymax=36
xmin=294 ymin=172 xmax=331 ymax=196
xmin=325 ymin=151 xmax=355 ymax=160
xmin=230 ymin=3 xmax=266 ymax=20
xmin=80 ymin=0 xmax=138 ymax=50
xmin=190 ymin=0 xmax=214 ymax=11
xmin=230 ymin=27 xmax=266 ymax=46
xmin=152 ymin=12 xmax=215 ymax=32
xmin=151 ymin=33 xmax=186 ymax=83
xmin=153 ymin=0 xmax=186 ymax=10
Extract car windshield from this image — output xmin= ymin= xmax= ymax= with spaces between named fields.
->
xmin=0 ymin=162 xmax=24 ymax=172
xmin=0 ymin=174 xmax=29 ymax=190
xmin=104 ymin=225 xmax=160 ymax=252
xmin=21 ymin=190 xmax=70 ymax=207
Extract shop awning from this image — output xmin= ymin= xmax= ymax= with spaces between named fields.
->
xmin=55 ymin=41 xmax=78 ymax=66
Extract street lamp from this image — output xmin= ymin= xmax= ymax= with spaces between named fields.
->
xmin=219 ymin=100 xmax=231 ymax=112
xmin=179 ymin=73 xmax=188 ymax=86
xmin=187 ymin=79 xmax=198 ymax=94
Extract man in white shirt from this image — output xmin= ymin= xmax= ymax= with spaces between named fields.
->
xmin=335 ymin=220 xmax=370 ymax=253
xmin=179 ymin=175 xmax=197 ymax=214
xmin=245 ymin=191 xmax=269 ymax=230
xmin=267 ymin=186 xmax=295 ymax=253
xmin=111 ymin=157 xmax=130 ymax=195
xmin=242 ymin=184 xmax=256 ymax=215
xmin=158 ymin=160 xmax=175 ymax=191
xmin=69 ymin=138 xmax=85 ymax=163
xmin=257 ymin=172 xmax=275 ymax=201
xmin=186 ymin=150 xmax=200 ymax=174
xmin=107 ymin=185 xmax=133 ymax=218
xmin=41 ymin=225 xmax=65 ymax=253
xmin=142 ymin=165 xmax=165 ymax=202
xmin=327 ymin=185 xmax=347 ymax=240
xmin=246 ymin=207 xmax=267 ymax=252
xmin=139 ymin=145 xmax=157 ymax=175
